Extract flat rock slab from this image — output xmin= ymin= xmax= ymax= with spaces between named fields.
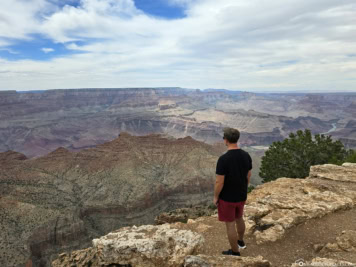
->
xmin=245 ymin=164 xmax=356 ymax=244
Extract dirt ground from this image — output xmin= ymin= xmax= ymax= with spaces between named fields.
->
xmin=175 ymin=207 xmax=356 ymax=266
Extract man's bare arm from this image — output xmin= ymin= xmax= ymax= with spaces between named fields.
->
xmin=247 ymin=170 xmax=252 ymax=185
xmin=214 ymin=175 xmax=225 ymax=206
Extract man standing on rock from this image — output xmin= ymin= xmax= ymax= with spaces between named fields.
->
xmin=214 ymin=127 xmax=252 ymax=256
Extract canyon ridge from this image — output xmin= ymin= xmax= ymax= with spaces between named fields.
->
xmin=1 ymin=88 xmax=355 ymax=158
xmin=0 ymin=133 xmax=221 ymax=266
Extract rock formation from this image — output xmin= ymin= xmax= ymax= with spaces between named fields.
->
xmin=244 ymin=163 xmax=356 ymax=244
xmin=2 ymin=88 xmax=355 ymax=158
xmin=52 ymin=224 xmax=272 ymax=267
xmin=0 ymin=133 xmax=219 ymax=266
xmin=53 ymin=224 xmax=205 ymax=267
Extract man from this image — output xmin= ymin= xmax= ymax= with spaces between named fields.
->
xmin=214 ymin=127 xmax=252 ymax=256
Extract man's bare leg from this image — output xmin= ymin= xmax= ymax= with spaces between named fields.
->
xmin=236 ymin=217 xmax=245 ymax=242
xmin=225 ymin=221 xmax=239 ymax=252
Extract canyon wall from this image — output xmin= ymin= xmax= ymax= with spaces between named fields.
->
xmin=0 ymin=133 xmax=219 ymax=266
xmin=1 ymin=88 xmax=355 ymax=158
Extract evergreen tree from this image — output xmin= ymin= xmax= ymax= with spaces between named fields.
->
xmin=345 ymin=150 xmax=356 ymax=163
xmin=259 ymin=129 xmax=348 ymax=183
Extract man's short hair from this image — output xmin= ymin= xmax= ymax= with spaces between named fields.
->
xmin=223 ymin=128 xmax=240 ymax=143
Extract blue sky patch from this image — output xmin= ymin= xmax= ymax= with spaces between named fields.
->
xmin=259 ymin=60 xmax=298 ymax=68
xmin=0 ymin=34 xmax=81 ymax=61
xmin=49 ymin=0 xmax=81 ymax=9
xmin=134 ymin=0 xmax=186 ymax=19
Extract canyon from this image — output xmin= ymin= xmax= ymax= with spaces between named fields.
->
xmin=0 ymin=133 xmax=220 ymax=266
xmin=1 ymin=88 xmax=356 ymax=266
xmin=1 ymin=88 xmax=355 ymax=159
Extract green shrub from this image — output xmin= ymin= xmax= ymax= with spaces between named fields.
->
xmin=259 ymin=129 xmax=348 ymax=183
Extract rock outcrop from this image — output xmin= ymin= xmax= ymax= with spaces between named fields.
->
xmin=53 ymin=224 xmax=205 ymax=267
xmin=52 ymin=223 xmax=273 ymax=267
xmin=244 ymin=163 xmax=356 ymax=244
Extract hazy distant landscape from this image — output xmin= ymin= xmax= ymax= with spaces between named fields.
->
xmin=1 ymin=88 xmax=355 ymax=159
xmin=1 ymin=87 xmax=355 ymax=188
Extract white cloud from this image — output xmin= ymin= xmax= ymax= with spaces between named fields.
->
xmin=41 ymin=47 xmax=55 ymax=53
xmin=0 ymin=0 xmax=356 ymax=91
xmin=0 ymin=0 xmax=54 ymax=41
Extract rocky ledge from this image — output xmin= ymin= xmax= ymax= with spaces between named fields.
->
xmin=244 ymin=163 xmax=356 ymax=244
xmin=52 ymin=224 xmax=271 ymax=267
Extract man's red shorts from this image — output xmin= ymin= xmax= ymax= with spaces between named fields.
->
xmin=218 ymin=199 xmax=246 ymax=222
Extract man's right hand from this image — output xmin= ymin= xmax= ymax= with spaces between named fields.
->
xmin=213 ymin=196 xmax=219 ymax=207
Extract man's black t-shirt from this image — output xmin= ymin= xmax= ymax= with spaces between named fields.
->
xmin=216 ymin=149 xmax=252 ymax=203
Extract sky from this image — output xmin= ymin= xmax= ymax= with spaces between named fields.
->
xmin=0 ymin=0 xmax=356 ymax=92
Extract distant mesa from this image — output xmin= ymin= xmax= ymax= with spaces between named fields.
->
xmin=158 ymin=99 xmax=177 ymax=110
xmin=0 ymin=87 xmax=355 ymax=159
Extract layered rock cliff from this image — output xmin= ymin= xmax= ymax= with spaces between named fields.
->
xmin=2 ymin=88 xmax=355 ymax=158
xmin=0 ymin=133 xmax=219 ymax=266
